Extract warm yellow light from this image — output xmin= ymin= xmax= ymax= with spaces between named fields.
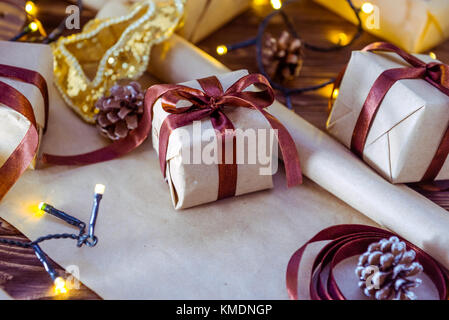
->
xmin=429 ymin=52 xmax=437 ymax=60
xmin=332 ymin=88 xmax=340 ymax=100
xmin=25 ymin=1 xmax=36 ymax=15
xmin=54 ymin=277 xmax=68 ymax=295
xmin=270 ymin=0 xmax=282 ymax=10
xmin=216 ymin=45 xmax=228 ymax=56
xmin=253 ymin=0 xmax=268 ymax=6
xmin=337 ymin=32 xmax=349 ymax=45
xmin=29 ymin=22 xmax=38 ymax=32
xmin=361 ymin=2 xmax=374 ymax=14
xmin=95 ymin=184 xmax=106 ymax=195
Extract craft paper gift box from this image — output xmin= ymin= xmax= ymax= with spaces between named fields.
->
xmin=314 ymin=0 xmax=449 ymax=53
xmin=149 ymin=70 xmax=299 ymax=209
xmin=327 ymin=45 xmax=449 ymax=184
xmin=0 ymin=41 xmax=52 ymax=171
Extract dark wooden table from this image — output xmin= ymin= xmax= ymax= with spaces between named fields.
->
xmin=1 ymin=0 xmax=449 ymax=300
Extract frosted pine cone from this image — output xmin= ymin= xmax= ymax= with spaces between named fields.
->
xmin=355 ymin=236 xmax=423 ymax=300
xmin=95 ymin=82 xmax=144 ymax=141
xmin=261 ymin=31 xmax=304 ymax=82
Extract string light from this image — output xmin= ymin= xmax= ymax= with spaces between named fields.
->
xmin=54 ymin=277 xmax=68 ymax=295
xmin=429 ymin=52 xmax=437 ymax=60
xmin=0 ymin=184 xmax=105 ymax=296
xmin=270 ymin=0 xmax=282 ymax=10
xmin=337 ymin=32 xmax=349 ymax=45
xmin=28 ymin=21 xmax=39 ymax=32
xmin=332 ymin=88 xmax=340 ymax=100
xmin=361 ymin=2 xmax=374 ymax=14
xmin=216 ymin=45 xmax=228 ymax=56
xmin=25 ymin=1 xmax=37 ymax=15
xmin=217 ymin=0 xmax=362 ymax=109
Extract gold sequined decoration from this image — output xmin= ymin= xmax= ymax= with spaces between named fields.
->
xmin=52 ymin=0 xmax=185 ymax=123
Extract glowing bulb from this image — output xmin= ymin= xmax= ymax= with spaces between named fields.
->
xmin=25 ymin=1 xmax=36 ymax=15
xmin=54 ymin=277 xmax=68 ymax=295
xmin=337 ymin=32 xmax=348 ymax=45
xmin=38 ymin=202 xmax=47 ymax=211
xmin=429 ymin=52 xmax=437 ymax=60
xmin=29 ymin=22 xmax=38 ymax=32
xmin=332 ymin=88 xmax=340 ymax=100
xmin=361 ymin=2 xmax=374 ymax=14
xmin=270 ymin=0 xmax=282 ymax=10
xmin=95 ymin=184 xmax=106 ymax=195
xmin=216 ymin=45 xmax=228 ymax=56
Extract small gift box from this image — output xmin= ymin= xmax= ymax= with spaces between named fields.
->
xmin=314 ymin=0 xmax=449 ymax=53
xmin=327 ymin=42 xmax=449 ymax=184
xmin=147 ymin=70 xmax=301 ymax=209
xmin=0 ymin=41 xmax=51 ymax=199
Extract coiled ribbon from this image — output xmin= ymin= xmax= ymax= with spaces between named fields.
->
xmin=0 ymin=64 xmax=48 ymax=201
xmin=286 ymin=224 xmax=449 ymax=300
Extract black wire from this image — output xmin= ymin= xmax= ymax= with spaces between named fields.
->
xmin=231 ymin=0 xmax=363 ymax=109
xmin=9 ymin=0 xmax=83 ymax=43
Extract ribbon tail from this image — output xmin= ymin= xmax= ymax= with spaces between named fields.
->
xmin=260 ymin=110 xmax=302 ymax=187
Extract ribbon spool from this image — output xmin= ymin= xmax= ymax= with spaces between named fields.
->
xmin=286 ymin=224 xmax=449 ymax=300
xmin=0 ymin=0 xmax=26 ymax=40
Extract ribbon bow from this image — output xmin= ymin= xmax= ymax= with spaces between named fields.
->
xmin=350 ymin=42 xmax=449 ymax=182
xmin=44 ymin=73 xmax=302 ymax=198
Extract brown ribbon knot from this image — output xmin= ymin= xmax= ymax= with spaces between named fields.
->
xmin=349 ymin=42 xmax=449 ymax=183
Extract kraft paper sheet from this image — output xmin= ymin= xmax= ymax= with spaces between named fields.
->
xmin=327 ymin=50 xmax=449 ymax=183
xmin=314 ymin=0 xmax=449 ymax=53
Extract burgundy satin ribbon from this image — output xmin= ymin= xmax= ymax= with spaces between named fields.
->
xmin=350 ymin=42 xmax=449 ymax=183
xmin=286 ymin=224 xmax=449 ymax=300
xmin=43 ymin=74 xmax=302 ymax=194
xmin=0 ymin=64 xmax=48 ymax=201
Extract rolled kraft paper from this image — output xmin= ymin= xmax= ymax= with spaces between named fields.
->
xmin=313 ymin=0 xmax=449 ymax=53
xmin=93 ymin=0 xmax=252 ymax=43
xmin=148 ymin=34 xmax=449 ymax=270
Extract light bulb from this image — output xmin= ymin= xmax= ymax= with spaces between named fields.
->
xmin=25 ymin=1 xmax=36 ymax=15
xmin=429 ymin=52 xmax=437 ymax=60
xmin=54 ymin=277 xmax=68 ymax=295
xmin=216 ymin=45 xmax=228 ymax=56
xmin=95 ymin=184 xmax=106 ymax=195
xmin=29 ymin=22 xmax=38 ymax=32
xmin=361 ymin=2 xmax=374 ymax=14
xmin=332 ymin=88 xmax=340 ymax=100
xmin=270 ymin=0 xmax=282 ymax=10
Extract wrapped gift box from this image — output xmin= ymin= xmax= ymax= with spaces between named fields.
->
xmin=327 ymin=48 xmax=449 ymax=183
xmin=314 ymin=0 xmax=449 ymax=53
xmin=0 ymin=41 xmax=52 ymax=170
xmin=150 ymin=70 xmax=278 ymax=209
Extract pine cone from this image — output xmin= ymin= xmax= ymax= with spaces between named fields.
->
xmin=95 ymin=82 xmax=144 ymax=141
xmin=355 ymin=236 xmax=423 ymax=300
xmin=261 ymin=31 xmax=304 ymax=82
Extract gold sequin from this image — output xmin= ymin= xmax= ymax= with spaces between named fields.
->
xmin=52 ymin=0 xmax=184 ymax=123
